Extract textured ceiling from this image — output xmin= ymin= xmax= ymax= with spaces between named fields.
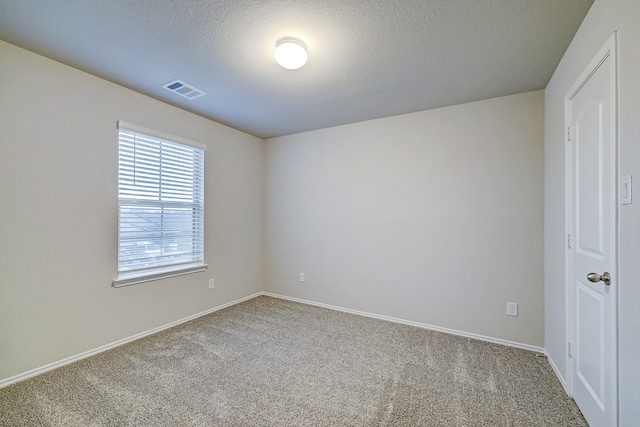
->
xmin=0 ymin=0 xmax=593 ymax=139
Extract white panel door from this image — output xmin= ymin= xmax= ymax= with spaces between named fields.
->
xmin=567 ymin=35 xmax=617 ymax=427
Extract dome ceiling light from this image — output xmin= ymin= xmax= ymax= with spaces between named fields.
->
xmin=274 ymin=37 xmax=307 ymax=70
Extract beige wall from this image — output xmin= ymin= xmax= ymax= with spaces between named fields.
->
xmin=0 ymin=41 xmax=264 ymax=381
xmin=265 ymin=90 xmax=544 ymax=346
xmin=544 ymin=0 xmax=640 ymax=422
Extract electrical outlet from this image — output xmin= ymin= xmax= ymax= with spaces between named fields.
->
xmin=299 ymin=272 xmax=305 ymax=282
xmin=208 ymin=278 xmax=215 ymax=290
xmin=507 ymin=302 xmax=518 ymax=317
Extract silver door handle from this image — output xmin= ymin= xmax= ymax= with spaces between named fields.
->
xmin=587 ymin=272 xmax=611 ymax=286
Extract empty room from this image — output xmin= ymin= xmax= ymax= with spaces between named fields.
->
xmin=1 ymin=0 xmax=638 ymax=426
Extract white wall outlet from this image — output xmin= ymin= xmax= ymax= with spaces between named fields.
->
xmin=299 ymin=272 xmax=305 ymax=282
xmin=208 ymin=278 xmax=215 ymax=290
xmin=507 ymin=302 xmax=518 ymax=317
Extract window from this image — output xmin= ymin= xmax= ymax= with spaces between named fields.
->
xmin=113 ymin=121 xmax=207 ymax=287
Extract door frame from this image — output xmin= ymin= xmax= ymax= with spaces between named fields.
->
xmin=564 ymin=32 xmax=618 ymax=425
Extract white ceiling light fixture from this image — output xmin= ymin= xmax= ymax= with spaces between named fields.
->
xmin=274 ymin=37 xmax=307 ymax=70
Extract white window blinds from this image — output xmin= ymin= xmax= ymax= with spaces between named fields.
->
xmin=114 ymin=121 xmax=207 ymax=287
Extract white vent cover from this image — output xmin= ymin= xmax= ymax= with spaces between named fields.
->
xmin=162 ymin=79 xmax=206 ymax=99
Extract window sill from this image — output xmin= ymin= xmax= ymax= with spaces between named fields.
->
xmin=112 ymin=263 xmax=208 ymax=288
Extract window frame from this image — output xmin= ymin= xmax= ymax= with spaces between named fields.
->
xmin=112 ymin=121 xmax=207 ymax=288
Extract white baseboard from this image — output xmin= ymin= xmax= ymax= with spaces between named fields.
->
xmin=2 ymin=291 xmax=550 ymax=389
xmin=545 ymin=350 xmax=568 ymax=392
xmin=262 ymin=292 xmax=545 ymax=354
xmin=0 ymin=292 xmax=262 ymax=389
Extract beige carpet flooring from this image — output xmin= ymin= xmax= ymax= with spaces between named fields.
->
xmin=0 ymin=296 xmax=587 ymax=426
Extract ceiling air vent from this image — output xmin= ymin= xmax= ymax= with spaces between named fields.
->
xmin=162 ymin=79 xmax=206 ymax=100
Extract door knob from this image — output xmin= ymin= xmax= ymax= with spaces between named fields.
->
xmin=587 ymin=272 xmax=611 ymax=286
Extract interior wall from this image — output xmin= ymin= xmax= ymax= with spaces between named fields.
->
xmin=265 ymin=90 xmax=544 ymax=346
xmin=0 ymin=41 xmax=264 ymax=382
xmin=543 ymin=0 xmax=640 ymax=423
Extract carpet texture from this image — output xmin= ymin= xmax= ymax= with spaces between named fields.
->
xmin=1 ymin=296 xmax=586 ymax=426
